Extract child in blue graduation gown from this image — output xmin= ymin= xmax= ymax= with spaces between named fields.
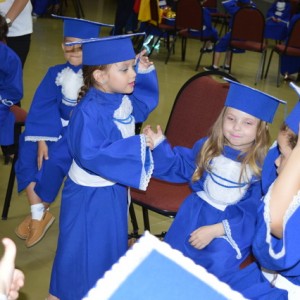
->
xmin=0 ymin=15 xmax=23 ymax=161
xmin=280 ymin=11 xmax=300 ymax=80
xmin=14 ymin=16 xmax=114 ymax=248
xmin=47 ymin=34 xmax=158 ymax=300
xmin=144 ymin=80 xmax=285 ymax=281
xmin=226 ymin=83 xmax=300 ymax=299
xmin=186 ymin=0 xmax=219 ymax=52
xmin=204 ymin=0 xmax=256 ymax=72
xmin=264 ymin=0 xmax=291 ymax=42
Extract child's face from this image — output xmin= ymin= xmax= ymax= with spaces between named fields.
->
xmin=223 ymin=107 xmax=259 ymax=151
xmin=275 ymin=131 xmax=293 ymax=174
xmin=62 ymin=37 xmax=83 ymax=66
xmin=99 ymin=59 xmax=136 ymax=94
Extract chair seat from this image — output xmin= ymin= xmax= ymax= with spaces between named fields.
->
xmin=275 ymin=44 xmax=300 ymax=56
xmin=131 ymin=178 xmax=191 ymax=216
xmin=178 ymin=29 xmax=215 ymax=41
xmin=230 ymin=40 xmax=266 ymax=53
xmin=158 ymin=23 xmax=175 ymax=31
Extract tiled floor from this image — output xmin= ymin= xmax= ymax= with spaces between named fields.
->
xmin=0 ymin=0 xmax=298 ymax=299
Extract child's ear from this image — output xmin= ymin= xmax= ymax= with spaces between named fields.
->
xmin=93 ymin=69 xmax=107 ymax=85
xmin=61 ymin=43 xmax=65 ymax=51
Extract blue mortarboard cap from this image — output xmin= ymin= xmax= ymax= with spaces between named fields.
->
xmin=66 ymin=33 xmax=145 ymax=65
xmin=286 ymin=82 xmax=300 ymax=134
xmin=52 ymin=14 xmax=114 ymax=39
xmin=83 ymin=232 xmax=246 ymax=300
xmin=224 ymin=78 xmax=286 ymax=123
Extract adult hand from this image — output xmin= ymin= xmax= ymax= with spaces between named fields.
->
xmin=0 ymin=238 xmax=25 ymax=300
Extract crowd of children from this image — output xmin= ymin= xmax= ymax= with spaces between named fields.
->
xmin=2 ymin=1 xmax=300 ymax=299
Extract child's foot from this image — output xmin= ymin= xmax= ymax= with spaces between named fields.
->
xmin=15 ymin=214 xmax=32 ymax=240
xmin=221 ymin=65 xmax=231 ymax=74
xmin=203 ymin=65 xmax=219 ymax=71
xmin=25 ymin=211 xmax=55 ymax=247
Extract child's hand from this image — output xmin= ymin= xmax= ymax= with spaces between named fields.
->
xmin=189 ymin=223 xmax=224 ymax=249
xmin=136 ymin=49 xmax=153 ymax=71
xmin=37 ymin=140 xmax=49 ymax=170
xmin=143 ymin=125 xmax=164 ymax=148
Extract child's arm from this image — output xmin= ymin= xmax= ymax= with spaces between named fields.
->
xmin=270 ymin=126 xmax=300 ymax=238
xmin=189 ymin=223 xmax=225 ymax=249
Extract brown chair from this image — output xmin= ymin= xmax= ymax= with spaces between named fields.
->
xmin=227 ymin=7 xmax=267 ymax=85
xmin=140 ymin=0 xmax=176 ymax=57
xmin=129 ymin=70 xmax=238 ymax=237
xmin=2 ymin=105 xmax=27 ymax=220
xmin=290 ymin=0 xmax=300 ymax=17
xmin=204 ymin=0 xmax=230 ymax=36
xmin=264 ymin=18 xmax=300 ymax=87
xmin=165 ymin=0 xmax=218 ymax=70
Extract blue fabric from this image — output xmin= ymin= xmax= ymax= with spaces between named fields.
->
xmin=82 ymin=35 xmax=141 ymax=65
xmin=223 ymin=149 xmax=300 ymax=298
xmin=280 ymin=14 xmax=300 ymax=75
xmin=225 ymin=190 xmax=300 ymax=298
xmin=152 ymin=138 xmax=263 ymax=280
xmin=285 ymin=99 xmax=300 ymax=134
xmin=15 ymin=63 xmax=81 ymax=202
xmin=264 ymin=1 xmax=291 ymax=41
xmin=110 ymin=250 xmax=228 ymax=299
xmin=186 ymin=8 xmax=218 ymax=41
xmin=225 ymin=80 xmax=284 ymax=123
xmin=261 ymin=144 xmax=279 ymax=195
xmin=49 ymin=69 xmax=159 ymax=299
xmin=226 ymin=261 xmax=288 ymax=299
xmin=0 ymin=42 xmax=23 ymax=145
xmin=32 ymin=0 xmax=60 ymax=15
xmin=253 ymin=201 xmax=300 ymax=283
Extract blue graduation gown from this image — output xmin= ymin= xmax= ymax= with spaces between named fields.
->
xmin=215 ymin=0 xmax=256 ymax=53
xmin=261 ymin=141 xmax=280 ymax=195
xmin=152 ymin=137 xmax=263 ymax=280
xmin=225 ymin=183 xmax=300 ymax=299
xmin=264 ymin=1 xmax=291 ymax=41
xmin=254 ymin=187 xmax=300 ymax=283
xmin=49 ymin=68 xmax=159 ymax=300
xmin=187 ymin=7 xmax=218 ymax=41
xmin=280 ymin=14 xmax=300 ymax=75
xmin=0 ymin=42 xmax=23 ymax=146
xmin=15 ymin=62 xmax=82 ymax=202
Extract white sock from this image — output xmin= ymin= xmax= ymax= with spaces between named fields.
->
xmin=31 ymin=203 xmax=45 ymax=220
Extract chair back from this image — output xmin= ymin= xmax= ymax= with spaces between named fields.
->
xmin=203 ymin=0 xmax=217 ymax=11
xmin=284 ymin=17 xmax=300 ymax=53
xmin=290 ymin=0 xmax=300 ymax=17
xmin=175 ymin=0 xmax=203 ymax=31
xmin=165 ymin=71 xmax=237 ymax=148
xmin=230 ymin=7 xmax=265 ymax=47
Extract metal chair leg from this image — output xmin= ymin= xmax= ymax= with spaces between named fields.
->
xmin=129 ymin=202 xmax=139 ymax=237
xmin=264 ymin=49 xmax=275 ymax=79
xmin=2 ymin=122 xmax=22 ymax=220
